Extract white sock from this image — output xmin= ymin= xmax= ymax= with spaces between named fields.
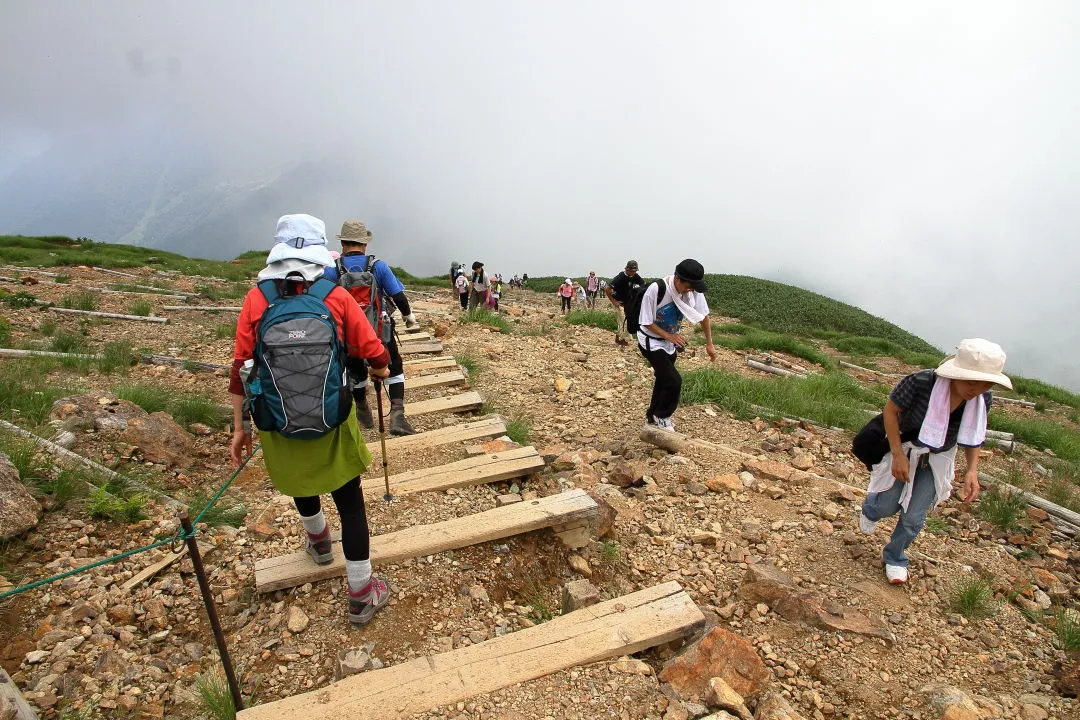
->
xmin=345 ymin=559 xmax=372 ymax=592
xmin=300 ymin=510 xmax=327 ymax=536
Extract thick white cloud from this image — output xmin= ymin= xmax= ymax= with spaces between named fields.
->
xmin=2 ymin=1 xmax=1078 ymax=388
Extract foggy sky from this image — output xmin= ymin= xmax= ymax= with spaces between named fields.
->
xmin=2 ymin=2 xmax=1079 ymax=390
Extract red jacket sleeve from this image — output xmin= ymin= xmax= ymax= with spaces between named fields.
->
xmin=229 ymin=288 xmax=267 ymax=396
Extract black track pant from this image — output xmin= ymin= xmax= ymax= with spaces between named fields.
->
xmin=293 ymin=476 xmax=370 ymax=561
xmin=346 ymin=318 xmax=406 ymax=401
xmin=638 ymin=340 xmax=681 ymax=421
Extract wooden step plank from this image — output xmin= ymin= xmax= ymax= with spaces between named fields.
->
xmin=363 ymin=445 xmax=544 ymax=500
xmin=406 ymin=370 xmax=466 ymax=391
xmin=402 ymin=356 xmax=457 ymax=371
xmin=237 ymin=581 xmax=702 ymax=718
xmin=399 ymin=341 xmax=443 ymax=355
xmin=380 ymin=416 xmax=506 ymax=454
xmin=254 ymin=489 xmax=596 ymax=594
xmin=398 ymin=331 xmax=433 ymax=342
xmin=405 ymin=391 xmax=482 ymax=417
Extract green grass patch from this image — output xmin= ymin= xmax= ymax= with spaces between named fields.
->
xmin=0 ymin=360 xmax=71 ymax=425
xmin=2 ymin=290 xmax=39 ymax=309
xmin=712 ymin=324 xmax=833 ymax=368
xmin=680 ymin=367 xmax=887 ymax=431
xmin=186 ymin=491 xmax=248 ymax=528
xmin=128 ymin=299 xmax=152 ymax=317
xmin=459 ymin=308 xmax=511 ymax=334
xmin=923 ymin=515 xmax=951 ymax=536
xmin=505 ymin=416 xmax=532 ymax=445
xmin=0 ymin=316 xmax=9 ymax=346
xmin=820 ymin=333 xmax=944 ymax=368
xmin=195 ymin=282 xmax=250 ymax=301
xmin=170 ymin=395 xmax=224 ymax=428
xmin=53 ymin=274 xmax=70 ymax=284
xmin=949 ymin=577 xmax=997 ymax=619
xmin=49 ymin=331 xmax=89 ymax=355
xmin=113 ymin=383 xmax=171 ymax=413
xmin=0 ymin=436 xmax=50 ymax=485
xmin=987 ymin=411 xmax=1080 ymax=462
xmin=96 ymin=341 xmax=134 ymax=374
xmin=86 ymin=486 xmax=148 ymax=523
xmin=214 ymin=321 xmax=237 ymax=340
xmin=454 ymin=352 xmax=479 ymax=379
xmin=1010 ymin=376 xmax=1080 ymax=410
xmin=598 ymin=539 xmax=621 ymax=566
xmin=1042 ymin=478 xmax=1080 ymax=514
xmin=195 ymin=670 xmax=237 ymax=720
xmin=1052 ymin=609 xmax=1080 ymax=652
xmin=976 ymin=484 xmax=1027 ymax=531
xmin=38 ymin=318 xmax=56 ymax=337
xmin=61 ymin=291 xmax=98 ymax=311
xmin=564 ymin=309 xmax=618 ymax=333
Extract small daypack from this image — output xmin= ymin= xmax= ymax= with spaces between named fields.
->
xmin=624 ymin=279 xmax=666 ymax=335
xmin=335 ymin=254 xmax=393 ymax=345
xmin=246 ymin=278 xmax=352 ymax=439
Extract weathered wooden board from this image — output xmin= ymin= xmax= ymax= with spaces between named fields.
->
xmin=404 ymin=391 xmax=482 ymax=417
xmin=48 ymin=307 xmax=168 ymax=323
xmin=0 ymin=666 xmax=39 ymax=720
xmin=399 ymin=341 xmax=443 ymax=355
xmin=402 ymin=356 xmax=457 ymax=371
xmin=398 ymin=331 xmax=433 ymax=342
xmin=406 ymin=370 xmax=466 ymax=391
xmin=237 ymin=581 xmax=703 ymax=718
xmin=254 ymin=489 xmax=596 ymax=594
xmin=379 ymin=416 xmax=506 ymax=454
xmin=363 ymin=445 xmax=544 ymax=500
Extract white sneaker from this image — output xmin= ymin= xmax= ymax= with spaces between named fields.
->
xmin=655 ymin=416 xmax=676 ymax=433
xmin=858 ymin=512 xmax=879 ymax=535
xmin=885 ymin=564 xmax=908 ymax=584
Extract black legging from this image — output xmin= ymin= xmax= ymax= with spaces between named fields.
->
xmin=561 ymin=296 xmax=571 ymax=312
xmin=458 ymin=291 xmax=468 ymax=309
xmin=293 ymin=476 xmax=370 ymax=561
xmin=638 ymin=339 xmax=681 ymax=421
xmin=347 ymin=318 xmax=407 ymax=402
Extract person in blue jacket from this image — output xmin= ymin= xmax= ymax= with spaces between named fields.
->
xmin=324 ymin=219 xmax=419 ymax=435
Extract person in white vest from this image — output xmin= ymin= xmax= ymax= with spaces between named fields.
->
xmin=852 ymin=338 xmax=1011 ymax=584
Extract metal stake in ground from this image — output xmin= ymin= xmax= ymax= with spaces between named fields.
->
xmin=374 ymin=379 xmax=393 ymax=502
xmin=178 ymin=510 xmax=244 ymax=712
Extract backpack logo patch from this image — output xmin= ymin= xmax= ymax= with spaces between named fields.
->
xmin=287 ymin=330 xmax=307 ymax=340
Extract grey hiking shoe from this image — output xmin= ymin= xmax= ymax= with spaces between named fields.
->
xmin=388 ymin=399 xmax=415 ymax=436
xmin=305 ymin=528 xmax=333 ymax=565
xmin=355 ymin=401 xmax=374 ymax=430
xmin=348 ymin=575 xmax=391 ymax=625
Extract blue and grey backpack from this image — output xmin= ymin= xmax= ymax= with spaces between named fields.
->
xmin=245 ymin=277 xmax=352 ymax=438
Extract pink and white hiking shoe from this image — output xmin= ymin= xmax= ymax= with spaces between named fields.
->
xmin=348 ymin=575 xmax=391 ymax=625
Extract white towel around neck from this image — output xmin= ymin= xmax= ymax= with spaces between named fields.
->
xmin=663 ymin=275 xmax=706 ymax=324
xmin=917 ymin=376 xmax=987 ymax=449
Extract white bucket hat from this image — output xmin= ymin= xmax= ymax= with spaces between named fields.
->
xmin=935 ymin=338 xmax=1012 ymax=389
xmin=265 ymin=214 xmax=334 ymax=267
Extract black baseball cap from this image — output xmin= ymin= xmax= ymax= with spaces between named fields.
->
xmin=675 ymin=259 xmax=707 ymax=292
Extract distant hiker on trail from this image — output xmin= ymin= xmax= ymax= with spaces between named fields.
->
xmin=585 ymin=271 xmax=600 ymax=309
xmin=468 ymin=261 xmax=488 ymax=311
xmin=449 ymin=261 xmax=460 ymax=290
xmin=229 ymin=213 xmax=391 ymax=626
xmin=635 ymin=259 xmax=716 ymax=432
xmin=324 ymin=219 xmax=420 ymax=436
xmin=558 ymin=278 xmax=574 ymax=314
xmin=852 ymin=339 xmax=1010 ymax=585
xmin=487 ymin=275 xmax=502 ymax=311
xmin=605 ymin=259 xmax=644 ymax=347
xmin=521 ymin=273 xmax=529 ymax=287
xmin=574 ymin=281 xmax=586 ymax=306
xmin=455 ymin=270 xmax=469 ymax=310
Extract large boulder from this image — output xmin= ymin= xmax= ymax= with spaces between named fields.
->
xmin=659 ymin=627 xmax=771 ymax=703
xmin=919 ymin=683 xmax=981 ymax=720
xmin=120 ymin=412 xmax=194 ymax=467
xmin=50 ymin=394 xmax=194 ymax=467
xmin=0 ymin=452 xmax=41 ymax=540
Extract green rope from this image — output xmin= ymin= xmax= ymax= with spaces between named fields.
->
xmin=0 ymin=444 xmax=262 ymax=602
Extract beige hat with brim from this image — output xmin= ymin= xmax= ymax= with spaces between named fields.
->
xmin=934 ymin=338 xmax=1012 ymax=390
xmin=337 ymin=219 xmax=372 ymax=245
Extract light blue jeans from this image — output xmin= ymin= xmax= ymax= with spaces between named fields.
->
xmin=861 ymin=461 xmax=938 ymax=567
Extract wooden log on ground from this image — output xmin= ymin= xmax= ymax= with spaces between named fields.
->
xmin=404 ymin=391 xmax=483 ymax=417
xmin=378 ymin=416 xmax=506 ymax=455
xmin=363 ymin=445 xmax=545 ymax=501
xmin=839 ymin=360 xmax=903 ymax=378
xmin=398 ymin=340 xmax=443 ymax=355
xmin=48 ymin=307 xmax=168 ymax=323
xmin=0 ymin=419 xmax=182 ymax=510
xmin=995 ymin=396 xmax=1037 ymax=409
xmin=1 ymin=265 xmax=61 ymax=277
xmin=406 ymin=370 xmax=466 ymax=391
xmin=983 ymin=438 xmax=1015 ymax=453
xmin=138 ymin=354 xmax=229 ymax=372
xmin=747 ymin=358 xmax=807 ymax=378
xmin=639 ymin=425 xmax=756 ymax=460
xmin=985 ymin=429 xmax=1015 ymax=441
xmin=0 ymin=348 xmax=98 ymax=360
xmin=162 ymin=305 xmax=242 ymax=312
xmin=254 ymin=488 xmax=594 ymax=594
xmin=0 ymin=666 xmax=40 ymax=720
xmin=236 ymin=581 xmax=703 ymax=718
xmin=752 ymin=353 xmax=810 ymax=374
xmin=91 ymin=266 xmax=140 ymax=278
xmin=402 ymin=356 xmax=457 ymax=371
xmin=85 ymin=286 xmax=188 ymax=300
xmin=131 ymin=283 xmax=195 ymax=296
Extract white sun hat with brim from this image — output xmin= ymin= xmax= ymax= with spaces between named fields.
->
xmin=265 ymin=214 xmax=334 ymax=267
xmin=935 ymin=338 xmax=1012 ymax=390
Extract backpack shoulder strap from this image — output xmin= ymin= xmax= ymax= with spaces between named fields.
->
xmin=333 ymin=257 xmax=346 ymax=281
xmin=654 ymin=279 xmax=666 ymax=300
xmin=307 ymin=277 xmax=336 ymax=302
xmin=257 ymin=279 xmax=280 ymax=304
xmin=365 ymin=254 xmax=377 ymax=273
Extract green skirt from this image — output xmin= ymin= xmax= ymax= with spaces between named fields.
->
xmin=260 ymin=407 xmax=372 ymax=497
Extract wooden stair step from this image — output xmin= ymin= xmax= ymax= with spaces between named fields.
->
xmin=406 ymin=370 xmax=466 ymax=391
xmin=254 ymin=488 xmax=595 ymax=594
xmin=402 ymin=356 xmax=457 ymax=371
xmin=399 ymin=341 xmax=443 ymax=355
xmin=398 ymin=331 xmax=433 ymax=342
xmin=379 ymin=416 xmax=506 ymax=454
xmin=363 ymin=445 xmax=544 ymax=500
xmin=237 ymin=580 xmax=703 ymax=717
xmin=404 ymin=391 xmax=482 ymax=417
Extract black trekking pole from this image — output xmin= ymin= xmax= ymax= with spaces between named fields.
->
xmin=373 ymin=378 xmax=393 ymax=502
